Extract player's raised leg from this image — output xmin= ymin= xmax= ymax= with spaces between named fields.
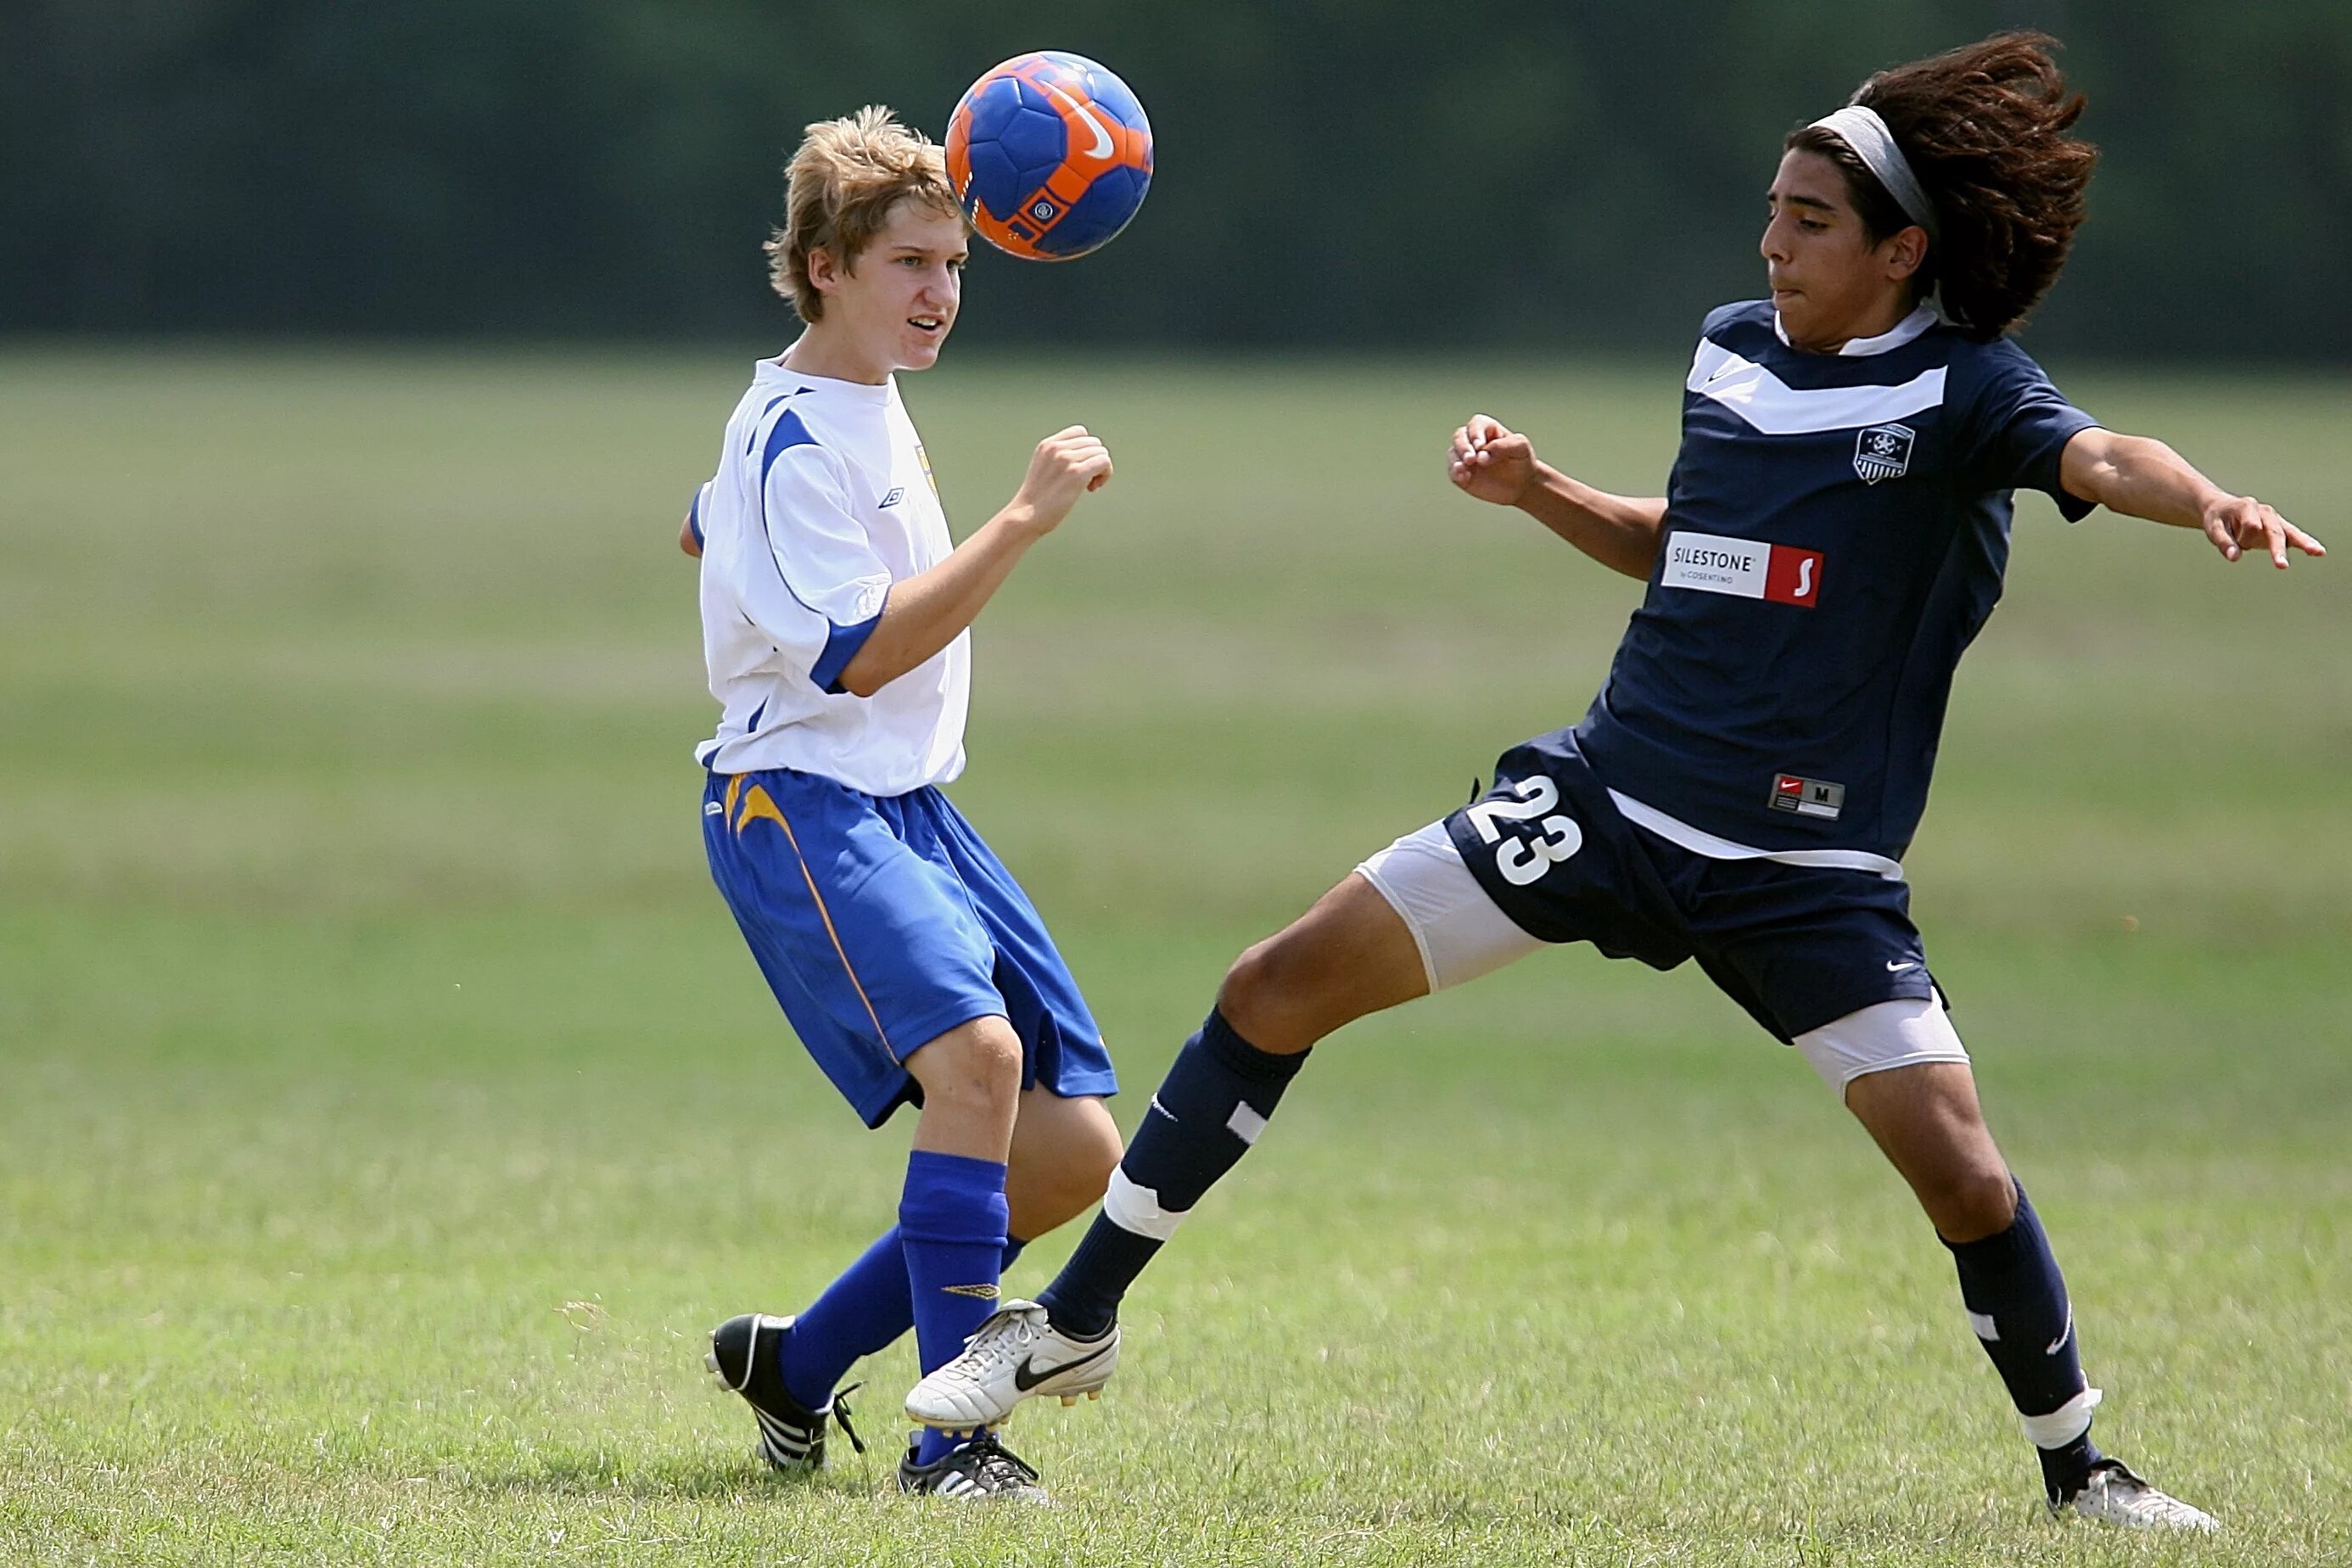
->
xmin=907 ymin=823 xmax=1544 ymax=1430
xmin=1825 ymin=1039 xmax=2216 ymax=1530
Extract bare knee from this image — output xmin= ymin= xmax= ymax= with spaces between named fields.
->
xmin=1922 ymin=1162 xmax=2019 ymax=1243
xmin=1216 ymin=935 xmax=1322 ymax=1054
xmin=906 ymin=1017 xmax=1023 ymax=1136
xmin=1844 ymin=1062 xmax=2019 ymax=1243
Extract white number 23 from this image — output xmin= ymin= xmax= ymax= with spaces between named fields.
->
xmin=1463 ymin=775 xmax=1583 ymax=886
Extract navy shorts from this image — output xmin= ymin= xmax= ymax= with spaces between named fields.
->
xmin=1442 ymin=730 xmax=1937 ymax=1043
xmin=703 ymin=768 xmax=1118 ymax=1128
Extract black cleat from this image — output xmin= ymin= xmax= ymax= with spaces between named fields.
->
xmin=705 ymin=1312 xmax=864 ymax=1472
xmin=895 ymin=1434 xmax=1050 ymax=1503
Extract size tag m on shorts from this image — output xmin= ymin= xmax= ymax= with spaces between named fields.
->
xmin=1769 ymin=773 xmax=1845 ymax=820
xmin=1660 ymin=532 xmax=1823 ymax=607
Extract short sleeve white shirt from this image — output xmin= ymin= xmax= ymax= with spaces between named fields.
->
xmin=692 ymin=361 xmax=967 ymax=795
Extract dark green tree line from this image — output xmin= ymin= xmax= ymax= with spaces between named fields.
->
xmin=5 ymin=0 xmax=2348 ymax=356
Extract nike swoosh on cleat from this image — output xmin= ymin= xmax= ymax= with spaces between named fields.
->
xmin=1011 ymin=1339 xmax=1115 ymax=1392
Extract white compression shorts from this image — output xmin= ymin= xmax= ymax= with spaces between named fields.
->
xmin=1352 ymin=820 xmax=1972 ymax=1096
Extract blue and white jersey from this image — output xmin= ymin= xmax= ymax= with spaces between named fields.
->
xmin=1574 ymin=301 xmax=2098 ymax=865
xmin=692 ymin=361 xmax=967 ymax=796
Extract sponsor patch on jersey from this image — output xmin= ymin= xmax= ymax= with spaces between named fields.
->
xmin=1769 ymin=773 xmax=1846 ymax=820
xmin=1854 ymin=422 xmax=1915 ymax=484
xmin=1660 ymin=532 xmax=1823 ymax=608
xmin=878 ymin=486 xmax=905 ymax=508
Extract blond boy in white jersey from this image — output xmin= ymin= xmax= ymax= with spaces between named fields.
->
xmin=684 ymin=106 xmax=1121 ymax=1502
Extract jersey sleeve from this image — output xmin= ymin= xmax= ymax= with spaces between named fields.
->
xmin=736 ymin=421 xmax=892 ymax=695
xmin=1963 ymin=343 xmax=2101 ymax=522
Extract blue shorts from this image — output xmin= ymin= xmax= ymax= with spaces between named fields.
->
xmin=1443 ymin=729 xmax=1937 ymax=1043
xmin=703 ymin=768 xmax=1118 ymax=1128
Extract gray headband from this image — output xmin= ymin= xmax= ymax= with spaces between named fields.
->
xmin=1809 ymin=104 xmax=1939 ymax=243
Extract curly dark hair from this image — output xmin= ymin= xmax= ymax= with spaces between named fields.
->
xmin=1786 ymin=31 xmax=2097 ymax=340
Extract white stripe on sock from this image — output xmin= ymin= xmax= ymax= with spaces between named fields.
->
xmin=2020 ymin=1386 xmax=2102 ymax=1448
xmin=1102 ymin=1168 xmax=1186 ymax=1241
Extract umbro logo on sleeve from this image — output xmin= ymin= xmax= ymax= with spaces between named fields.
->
xmin=878 ymin=486 xmax=906 ymax=508
xmin=1661 ymin=531 xmax=1823 ymax=608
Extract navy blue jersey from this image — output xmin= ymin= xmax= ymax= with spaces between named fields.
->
xmin=1574 ymin=301 xmax=2098 ymax=861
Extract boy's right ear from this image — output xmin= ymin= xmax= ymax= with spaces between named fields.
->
xmin=804 ymin=244 xmax=847 ymax=296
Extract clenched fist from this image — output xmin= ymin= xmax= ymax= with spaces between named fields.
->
xmin=1009 ymin=426 xmax=1114 ymax=535
xmin=1448 ymin=414 xmax=1537 ymax=507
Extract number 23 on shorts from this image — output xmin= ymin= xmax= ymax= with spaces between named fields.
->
xmin=1464 ymin=776 xmax=1583 ymax=886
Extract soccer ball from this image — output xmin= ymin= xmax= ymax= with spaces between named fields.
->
xmin=945 ymin=52 xmax=1153 ymax=261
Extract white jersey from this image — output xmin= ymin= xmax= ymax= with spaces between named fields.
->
xmin=692 ymin=361 xmax=968 ymax=795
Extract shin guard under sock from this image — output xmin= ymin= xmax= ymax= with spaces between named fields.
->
xmin=899 ymin=1151 xmax=1011 ymax=1368
xmin=1039 ymin=1009 xmax=1307 ymax=1339
xmin=1944 ymin=1179 xmax=2103 ymax=1499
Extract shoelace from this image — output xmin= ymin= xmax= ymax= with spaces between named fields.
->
xmin=2081 ymin=1460 xmax=2204 ymax=1523
xmin=829 ymin=1382 xmax=868 ymax=1455
xmin=958 ymin=1435 xmax=1039 ymax=1486
xmin=944 ymin=1309 xmax=1043 ymax=1383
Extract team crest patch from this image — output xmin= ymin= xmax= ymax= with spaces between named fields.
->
xmin=1854 ymin=423 xmax=1915 ymax=484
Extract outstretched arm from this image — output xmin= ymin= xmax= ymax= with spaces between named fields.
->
xmin=835 ymin=426 xmax=1112 ymax=697
xmin=2060 ymin=428 xmax=2325 ymax=569
xmin=1448 ymin=414 xmax=1666 ymax=581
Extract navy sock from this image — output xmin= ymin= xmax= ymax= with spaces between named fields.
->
xmin=1039 ymin=1009 xmax=1308 ymax=1339
xmin=1944 ymin=1179 xmax=2103 ymax=1500
xmin=899 ymin=1150 xmax=1010 ymax=1462
xmin=776 ymin=1229 xmax=1026 ymax=1413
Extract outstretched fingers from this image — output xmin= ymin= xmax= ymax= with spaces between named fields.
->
xmin=2207 ymin=497 xmax=2324 ymax=568
xmin=2279 ymin=514 xmax=2327 ymax=563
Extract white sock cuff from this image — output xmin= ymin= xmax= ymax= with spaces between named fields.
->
xmin=1101 ymin=1168 xmax=1187 ymax=1242
xmin=2021 ymin=1385 xmax=2102 ymax=1448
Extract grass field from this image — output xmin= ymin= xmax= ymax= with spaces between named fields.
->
xmin=2 ymin=346 xmax=2347 ymax=1565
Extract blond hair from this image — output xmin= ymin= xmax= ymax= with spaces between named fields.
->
xmin=767 ymin=106 xmax=960 ymax=322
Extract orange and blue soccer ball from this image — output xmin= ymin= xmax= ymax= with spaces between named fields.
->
xmin=945 ymin=52 xmax=1152 ymax=261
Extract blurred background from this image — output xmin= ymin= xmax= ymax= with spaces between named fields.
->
xmin=8 ymin=0 xmax=2352 ymax=356
xmin=3 ymin=4 xmax=2348 ymax=1563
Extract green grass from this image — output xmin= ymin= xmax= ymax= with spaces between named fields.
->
xmin=1 ymin=346 xmax=2347 ymax=1565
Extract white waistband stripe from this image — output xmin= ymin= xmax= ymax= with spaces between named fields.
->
xmin=1606 ymin=789 xmax=1907 ymax=882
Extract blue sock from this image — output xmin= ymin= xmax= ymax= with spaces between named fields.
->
xmin=1039 ymin=1009 xmax=1308 ymax=1340
xmin=899 ymin=1150 xmax=1010 ymax=1460
xmin=776 ymin=1227 xmax=1027 ymax=1412
xmin=1944 ymin=1180 xmax=2103 ymax=1501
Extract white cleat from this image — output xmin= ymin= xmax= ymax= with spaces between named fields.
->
xmin=2058 ymin=1459 xmax=2219 ymax=1532
xmin=903 ymin=1298 xmax=1118 ymax=1431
